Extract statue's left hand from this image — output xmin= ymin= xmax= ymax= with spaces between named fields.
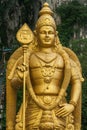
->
xmin=56 ymin=103 xmax=74 ymax=117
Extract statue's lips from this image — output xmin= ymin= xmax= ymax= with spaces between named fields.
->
xmin=44 ymin=39 xmax=50 ymax=42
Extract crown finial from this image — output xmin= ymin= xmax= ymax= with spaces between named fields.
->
xmin=43 ymin=2 xmax=49 ymax=7
xmin=39 ymin=2 xmax=53 ymax=16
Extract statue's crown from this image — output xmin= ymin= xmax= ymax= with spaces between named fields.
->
xmin=36 ymin=2 xmax=56 ymax=30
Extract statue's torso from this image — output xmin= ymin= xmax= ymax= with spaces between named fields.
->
xmin=29 ymin=51 xmax=64 ymax=95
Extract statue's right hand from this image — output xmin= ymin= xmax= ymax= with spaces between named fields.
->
xmin=16 ymin=63 xmax=28 ymax=79
xmin=16 ymin=115 xmax=22 ymax=123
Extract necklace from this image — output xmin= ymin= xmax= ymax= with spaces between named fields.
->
xmin=35 ymin=54 xmax=57 ymax=83
xmin=35 ymin=53 xmax=57 ymax=63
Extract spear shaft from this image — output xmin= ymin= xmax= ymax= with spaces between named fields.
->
xmin=16 ymin=23 xmax=34 ymax=130
xmin=22 ymin=45 xmax=28 ymax=130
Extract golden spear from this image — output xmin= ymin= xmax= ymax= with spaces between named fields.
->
xmin=16 ymin=23 xmax=34 ymax=130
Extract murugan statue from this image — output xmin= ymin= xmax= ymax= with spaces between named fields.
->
xmin=6 ymin=2 xmax=84 ymax=130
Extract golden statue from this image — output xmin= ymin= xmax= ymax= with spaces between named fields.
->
xmin=6 ymin=3 xmax=84 ymax=130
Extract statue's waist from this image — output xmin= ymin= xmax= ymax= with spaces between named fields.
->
xmin=34 ymin=95 xmax=58 ymax=106
xmin=32 ymin=83 xmax=60 ymax=95
xmin=31 ymin=78 xmax=62 ymax=87
xmin=29 ymin=94 xmax=66 ymax=107
xmin=34 ymin=90 xmax=59 ymax=95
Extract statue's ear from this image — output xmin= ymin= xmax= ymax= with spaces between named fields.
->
xmin=33 ymin=30 xmax=37 ymax=36
xmin=56 ymin=31 xmax=58 ymax=36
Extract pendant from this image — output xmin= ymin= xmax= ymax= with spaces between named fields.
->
xmin=43 ymin=96 xmax=52 ymax=104
xmin=44 ymin=77 xmax=51 ymax=83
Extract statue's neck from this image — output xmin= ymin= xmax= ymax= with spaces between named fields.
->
xmin=39 ymin=47 xmax=53 ymax=54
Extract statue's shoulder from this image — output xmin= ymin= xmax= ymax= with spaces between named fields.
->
xmin=63 ymin=47 xmax=84 ymax=81
xmin=63 ymin=47 xmax=81 ymax=69
xmin=7 ymin=45 xmax=33 ymax=80
xmin=56 ymin=53 xmax=64 ymax=68
xmin=7 ymin=43 xmax=34 ymax=67
xmin=29 ymin=52 xmax=41 ymax=67
xmin=7 ymin=47 xmax=23 ymax=73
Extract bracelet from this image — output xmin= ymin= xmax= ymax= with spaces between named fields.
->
xmin=69 ymin=100 xmax=77 ymax=107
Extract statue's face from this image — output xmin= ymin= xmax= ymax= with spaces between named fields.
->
xmin=37 ymin=26 xmax=55 ymax=48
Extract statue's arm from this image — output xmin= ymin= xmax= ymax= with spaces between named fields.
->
xmin=10 ymin=60 xmax=26 ymax=88
xmin=11 ymin=61 xmax=29 ymax=89
xmin=11 ymin=68 xmax=23 ymax=89
xmin=69 ymin=60 xmax=82 ymax=106
xmin=55 ymin=59 xmax=82 ymax=117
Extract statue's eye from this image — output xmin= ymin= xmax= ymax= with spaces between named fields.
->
xmin=49 ymin=31 xmax=54 ymax=34
xmin=40 ymin=31 xmax=45 ymax=34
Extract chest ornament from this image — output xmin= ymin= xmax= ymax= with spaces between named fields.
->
xmin=35 ymin=54 xmax=57 ymax=83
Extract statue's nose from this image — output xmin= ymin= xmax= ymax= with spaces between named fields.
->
xmin=45 ymin=32 xmax=49 ymax=37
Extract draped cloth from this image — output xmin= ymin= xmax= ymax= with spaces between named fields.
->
xmin=25 ymin=96 xmax=69 ymax=130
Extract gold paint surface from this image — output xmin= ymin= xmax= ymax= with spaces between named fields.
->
xmin=6 ymin=2 xmax=83 ymax=130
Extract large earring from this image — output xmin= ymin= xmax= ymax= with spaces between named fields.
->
xmin=33 ymin=30 xmax=39 ymax=49
xmin=54 ymin=31 xmax=61 ymax=51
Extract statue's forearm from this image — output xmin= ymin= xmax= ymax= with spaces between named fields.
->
xmin=70 ymin=80 xmax=81 ymax=105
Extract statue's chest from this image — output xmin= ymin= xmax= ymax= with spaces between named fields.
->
xmin=29 ymin=53 xmax=64 ymax=83
xmin=29 ymin=52 xmax=64 ymax=69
